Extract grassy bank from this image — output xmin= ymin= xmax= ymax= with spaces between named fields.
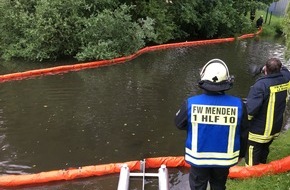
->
xmin=227 ymin=129 xmax=290 ymax=190
xmin=254 ymin=10 xmax=284 ymax=37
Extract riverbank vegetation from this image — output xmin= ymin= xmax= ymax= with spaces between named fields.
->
xmin=0 ymin=0 xmax=275 ymax=62
xmin=255 ymin=10 xmax=284 ymax=37
xmin=284 ymin=5 xmax=290 ymax=59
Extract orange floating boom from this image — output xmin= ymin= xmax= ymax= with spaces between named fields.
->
xmin=0 ymin=155 xmax=289 ymax=187
xmin=0 ymin=29 xmax=262 ymax=83
xmin=0 ymin=28 xmax=269 ymax=187
xmin=229 ymin=155 xmax=290 ymax=178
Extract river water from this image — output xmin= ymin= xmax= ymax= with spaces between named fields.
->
xmin=0 ymin=36 xmax=289 ymax=190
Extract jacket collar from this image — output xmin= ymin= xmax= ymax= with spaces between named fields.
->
xmin=255 ymin=72 xmax=283 ymax=82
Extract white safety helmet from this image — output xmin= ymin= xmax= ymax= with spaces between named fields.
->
xmin=198 ymin=59 xmax=233 ymax=92
xmin=200 ymin=59 xmax=230 ymax=83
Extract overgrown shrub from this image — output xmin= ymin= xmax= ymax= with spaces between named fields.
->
xmin=76 ymin=5 xmax=156 ymax=61
xmin=0 ymin=0 xmax=276 ymax=62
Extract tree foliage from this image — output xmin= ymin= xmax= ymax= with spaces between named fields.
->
xmin=76 ymin=5 xmax=156 ymax=61
xmin=0 ymin=0 xmax=87 ymax=61
xmin=0 ymin=0 xmax=274 ymax=62
xmin=133 ymin=0 xmax=176 ymax=43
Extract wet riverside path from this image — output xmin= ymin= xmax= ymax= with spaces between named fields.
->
xmin=0 ymin=36 xmax=289 ymax=189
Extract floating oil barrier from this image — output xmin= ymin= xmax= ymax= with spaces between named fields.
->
xmin=0 ymin=155 xmax=289 ymax=187
xmin=0 ymin=29 xmax=262 ymax=83
xmin=1 ymin=29 xmax=282 ymax=188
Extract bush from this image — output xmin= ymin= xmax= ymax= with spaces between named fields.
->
xmin=75 ymin=5 xmax=156 ymax=61
xmin=0 ymin=0 xmax=86 ymax=61
xmin=0 ymin=0 xmax=277 ymax=62
xmin=0 ymin=1 xmax=156 ymax=62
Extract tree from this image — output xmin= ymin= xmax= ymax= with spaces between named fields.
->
xmin=76 ymin=4 xmax=156 ymax=61
xmin=0 ymin=0 xmax=276 ymax=62
xmin=168 ymin=0 xmax=253 ymax=39
xmin=0 ymin=0 xmax=87 ymax=61
xmin=0 ymin=0 xmax=155 ymax=61
xmin=130 ymin=0 xmax=177 ymax=44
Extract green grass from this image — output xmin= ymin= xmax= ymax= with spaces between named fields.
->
xmin=227 ymin=173 xmax=290 ymax=190
xmin=227 ymin=129 xmax=290 ymax=190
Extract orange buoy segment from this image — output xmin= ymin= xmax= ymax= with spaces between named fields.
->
xmin=0 ymin=161 xmax=139 ymax=187
xmin=229 ymin=155 xmax=290 ymax=178
xmin=146 ymin=156 xmax=190 ymax=168
xmin=0 ymin=29 xmax=261 ymax=83
xmin=0 ymin=154 xmax=289 ymax=187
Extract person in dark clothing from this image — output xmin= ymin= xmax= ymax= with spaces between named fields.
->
xmin=175 ymin=59 xmax=248 ymax=190
xmin=245 ymin=58 xmax=290 ymax=166
xmin=256 ymin=15 xmax=263 ymax=28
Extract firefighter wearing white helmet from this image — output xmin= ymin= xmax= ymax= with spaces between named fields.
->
xmin=198 ymin=59 xmax=233 ymax=92
xmin=175 ymin=59 xmax=248 ymax=190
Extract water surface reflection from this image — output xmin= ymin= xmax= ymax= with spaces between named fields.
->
xmin=0 ymin=37 xmax=288 ymax=189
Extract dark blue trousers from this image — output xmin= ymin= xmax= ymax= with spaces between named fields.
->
xmin=189 ymin=166 xmax=229 ymax=190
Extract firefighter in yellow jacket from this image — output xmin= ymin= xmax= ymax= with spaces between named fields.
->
xmin=245 ymin=58 xmax=290 ymax=166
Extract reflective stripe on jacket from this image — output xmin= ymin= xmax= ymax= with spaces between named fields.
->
xmin=246 ymin=70 xmax=290 ymax=143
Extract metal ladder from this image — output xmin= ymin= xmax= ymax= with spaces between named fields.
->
xmin=117 ymin=159 xmax=169 ymax=190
